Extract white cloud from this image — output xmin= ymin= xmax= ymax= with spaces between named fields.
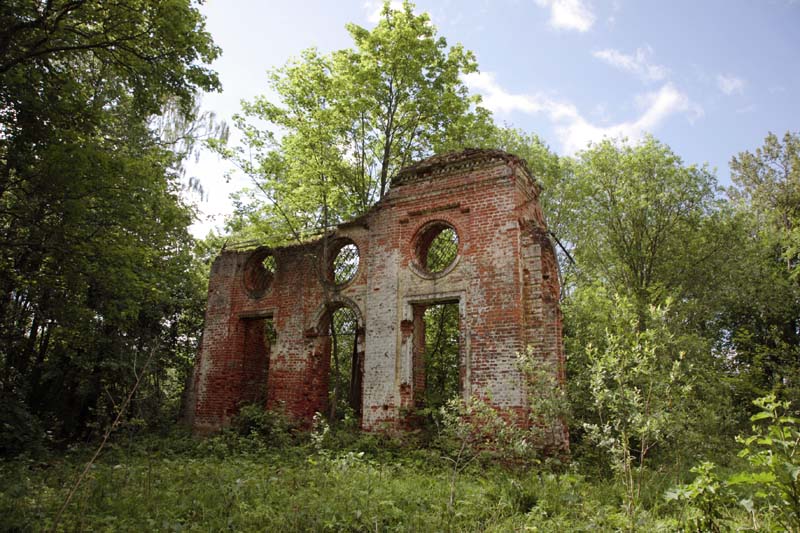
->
xmin=716 ymin=74 xmax=745 ymax=95
xmin=465 ymin=71 xmax=701 ymax=154
xmin=593 ymin=46 xmax=669 ymax=82
xmin=534 ymin=0 xmax=595 ymax=32
xmin=363 ymin=0 xmax=404 ymax=24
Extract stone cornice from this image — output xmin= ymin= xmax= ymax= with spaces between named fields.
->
xmin=392 ymin=148 xmax=535 ymax=187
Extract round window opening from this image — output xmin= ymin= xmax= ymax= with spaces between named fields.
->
xmin=244 ymin=249 xmax=277 ymax=298
xmin=328 ymin=240 xmax=360 ymax=286
xmin=416 ymin=223 xmax=459 ymax=274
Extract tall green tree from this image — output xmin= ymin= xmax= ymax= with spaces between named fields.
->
xmin=730 ymin=131 xmax=800 ymax=279
xmin=559 ymin=137 xmax=745 ymax=463
xmin=215 ymin=0 xmax=493 ymax=244
xmin=724 ymin=132 xmax=800 ymax=405
xmin=564 ymin=136 xmax=721 ymax=313
xmin=0 ymin=0 xmax=221 ymax=447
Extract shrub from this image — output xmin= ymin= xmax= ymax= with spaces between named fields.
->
xmin=225 ymin=404 xmax=301 ymax=450
xmin=730 ymin=394 xmax=800 ymax=531
xmin=0 ymin=388 xmax=46 ymax=457
xmin=665 ymin=461 xmax=735 ymax=532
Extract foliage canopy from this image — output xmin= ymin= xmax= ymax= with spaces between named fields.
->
xmin=0 ymin=0 xmax=221 ymax=448
xmin=214 ymin=0 xmax=493 ymax=244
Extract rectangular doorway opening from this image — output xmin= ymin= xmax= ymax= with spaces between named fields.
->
xmin=326 ymin=306 xmax=362 ymax=424
xmin=239 ymin=316 xmax=275 ymax=406
xmin=412 ymin=301 xmax=462 ymax=411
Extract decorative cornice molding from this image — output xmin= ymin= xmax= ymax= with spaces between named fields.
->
xmin=392 ymin=148 xmax=534 ymax=187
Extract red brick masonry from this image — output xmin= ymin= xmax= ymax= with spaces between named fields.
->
xmin=186 ymin=149 xmax=566 ymax=445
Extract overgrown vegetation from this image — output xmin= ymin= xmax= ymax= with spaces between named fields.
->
xmin=1 ymin=0 xmax=799 ymax=530
xmin=0 ymin=0 xmax=223 ymax=452
xmin=1 ymin=401 xmax=796 ymax=532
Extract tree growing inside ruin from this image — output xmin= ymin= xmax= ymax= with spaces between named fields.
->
xmin=213 ymin=0 xmax=494 ymax=245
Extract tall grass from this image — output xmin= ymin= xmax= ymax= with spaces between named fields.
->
xmin=0 ymin=425 xmax=777 ymax=532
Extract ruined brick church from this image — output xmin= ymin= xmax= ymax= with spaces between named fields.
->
xmin=186 ymin=149 xmax=565 ymax=441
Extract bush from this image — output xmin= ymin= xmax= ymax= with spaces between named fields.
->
xmin=666 ymin=394 xmax=800 ymax=532
xmin=730 ymin=394 xmax=800 ymax=531
xmin=229 ymin=404 xmax=298 ymax=448
xmin=0 ymin=388 xmax=46 ymax=457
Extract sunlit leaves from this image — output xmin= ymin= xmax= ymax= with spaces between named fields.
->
xmin=215 ymin=1 xmax=491 ymax=245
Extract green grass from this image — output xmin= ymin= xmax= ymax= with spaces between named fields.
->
xmin=0 ymin=429 xmax=772 ymax=532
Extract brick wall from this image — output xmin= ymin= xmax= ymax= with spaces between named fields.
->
xmin=189 ymin=149 xmax=567 ymax=447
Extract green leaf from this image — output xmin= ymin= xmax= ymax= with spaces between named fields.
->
xmin=727 ymin=471 xmax=777 ymax=485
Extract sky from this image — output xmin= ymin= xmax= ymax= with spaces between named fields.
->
xmin=185 ymin=0 xmax=800 ymax=237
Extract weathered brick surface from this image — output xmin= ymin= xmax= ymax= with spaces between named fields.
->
xmin=189 ymin=149 xmax=566 ymax=446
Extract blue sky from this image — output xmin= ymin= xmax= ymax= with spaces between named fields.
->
xmin=187 ymin=0 xmax=800 ymax=237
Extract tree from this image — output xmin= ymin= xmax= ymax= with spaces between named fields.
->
xmin=730 ymin=131 xmax=800 ymax=279
xmin=582 ymin=294 xmax=690 ymax=524
xmin=0 ymin=0 xmax=219 ymax=113
xmin=214 ymin=0 xmax=493 ymax=244
xmin=558 ymin=137 xmax=747 ymax=465
xmin=564 ymin=136 xmax=720 ymax=314
xmin=0 ymin=0 xmax=221 ymax=446
xmin=724 ymin=132 xmax=800 ymax=405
